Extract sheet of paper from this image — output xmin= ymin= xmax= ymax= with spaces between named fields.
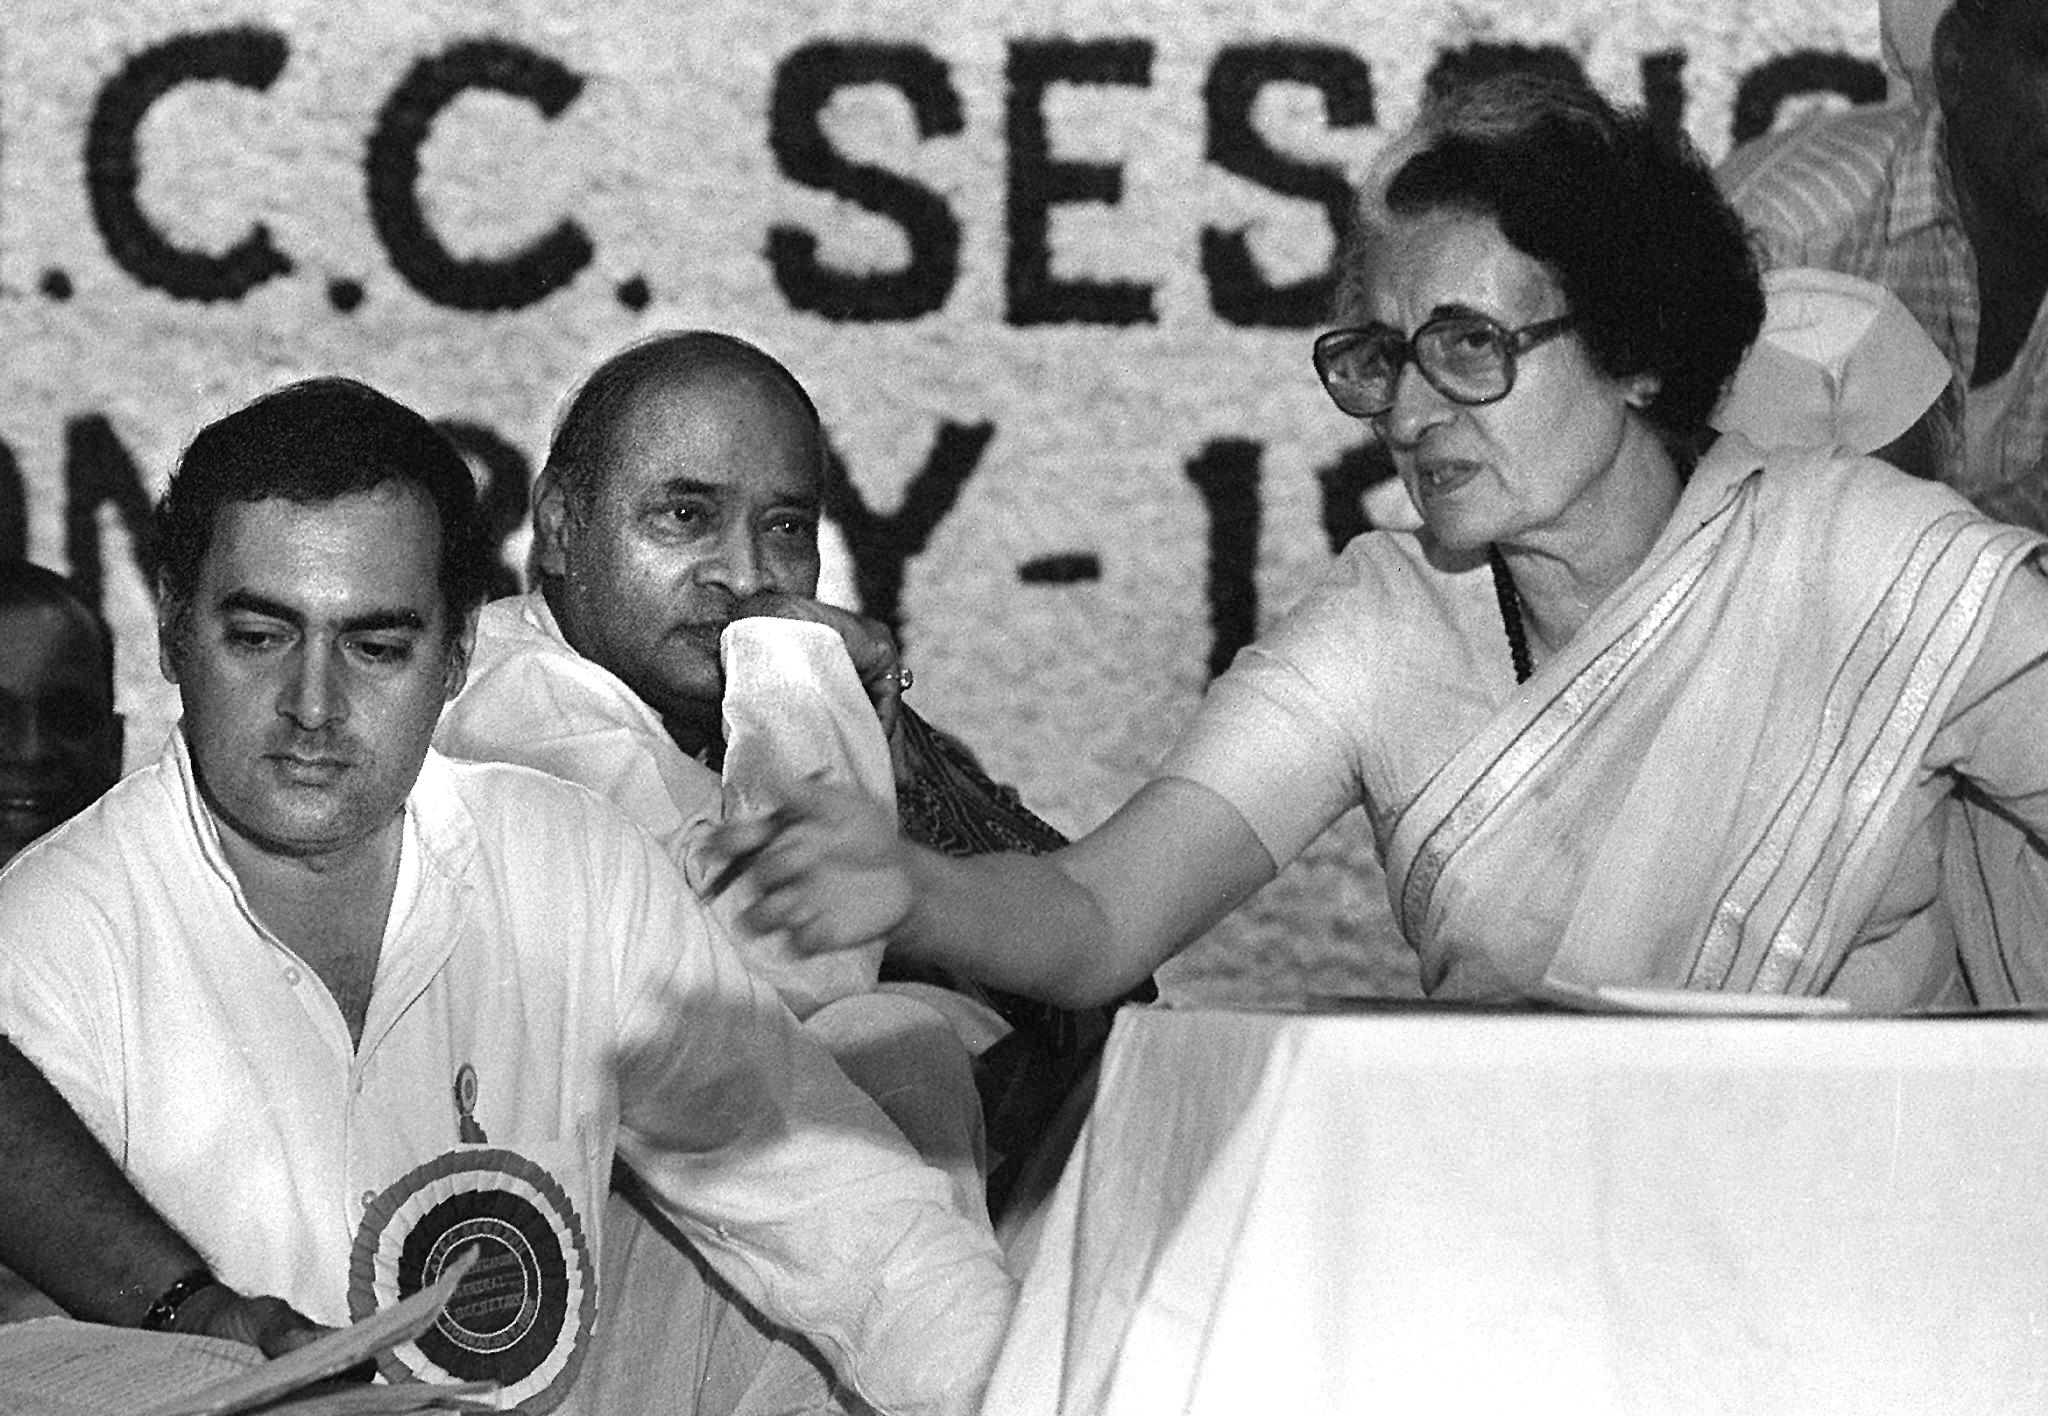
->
xmin=1531 ymin=979 xmax=1854 ymax=1015
xmin=141 ymin=1249 xmax=480 ymax=1416
xmin=245 ymin=1380 xmax=497 ymax=1414
xmin=1588 ymin=983 xmax=1852 ymax=1015
xmin=0 ymin=1323 xmax=258 ymax=1416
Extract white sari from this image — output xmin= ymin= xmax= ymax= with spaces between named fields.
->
xmin=1170 ymin=436 xmax=2048 ymax=1005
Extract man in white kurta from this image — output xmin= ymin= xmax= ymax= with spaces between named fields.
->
xmin=433 ymin=333 xmax=1062 ymax=1226
xmin=0 ymin=735 xmax=1009 ymax=1412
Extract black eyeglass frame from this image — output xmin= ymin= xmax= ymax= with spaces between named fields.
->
xmin=1312 ymin=313 xmax=1577 ymax=419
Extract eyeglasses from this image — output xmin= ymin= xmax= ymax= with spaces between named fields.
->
xmin=1312 ymin=313 xmax=1576 ymax=419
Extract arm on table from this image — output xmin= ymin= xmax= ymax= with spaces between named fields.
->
xmin=0 ymin=1037 xmax=323 ymax=1355
xmin=710 ymin=774 xmax=1278 ymax=1010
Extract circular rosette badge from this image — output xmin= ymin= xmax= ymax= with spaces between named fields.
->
xmin=351 ymin=1148 xmax=596 ymax=1412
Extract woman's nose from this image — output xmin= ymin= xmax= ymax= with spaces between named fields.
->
xmin=1378 ymin=360 xmax=1457 ymax=447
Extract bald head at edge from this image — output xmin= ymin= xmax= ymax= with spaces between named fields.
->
xmin=543 ymin=331 xmax=828 ymax=512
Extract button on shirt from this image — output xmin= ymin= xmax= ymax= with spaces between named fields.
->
xmin=0 ymin=734 xmax=1012 ymax=1415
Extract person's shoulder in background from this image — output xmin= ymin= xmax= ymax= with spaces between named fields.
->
xmin=1718 ymin=99 xmax=1929 ymax=262
xmin=1710 ymin=266 xmax=1955 ymax=480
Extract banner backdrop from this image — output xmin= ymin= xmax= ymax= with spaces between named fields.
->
xmin=0 ymin=0 xmax=1880 ymax=999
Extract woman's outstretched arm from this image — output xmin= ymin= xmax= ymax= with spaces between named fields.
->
xmin=708 ymin=775 xmax=1279 ymax=1009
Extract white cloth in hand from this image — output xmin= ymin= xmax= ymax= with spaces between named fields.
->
xmin=719 ymin=616 xmax=894 ymax=1016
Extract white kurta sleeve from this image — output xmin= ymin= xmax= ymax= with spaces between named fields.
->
xmin=603 ymin=827 xmax=1014 ymax=1416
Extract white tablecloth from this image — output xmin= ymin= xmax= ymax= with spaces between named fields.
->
xmin=985 ymin=1004 xmax=2048 ymax=1415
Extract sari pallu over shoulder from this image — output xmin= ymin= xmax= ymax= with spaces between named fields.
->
xmin=1384 ymin=438 xmax=2044 ymax=1002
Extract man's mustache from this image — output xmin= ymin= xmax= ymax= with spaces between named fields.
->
xmin=265 ymin=731 xmax=364 ymax=765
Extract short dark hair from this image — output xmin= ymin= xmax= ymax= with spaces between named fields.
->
xmin=1343 ymin=74 xmax=1764 ymax=451
xmin=544 ymin=330 xmax=824 ymax=509
xmin=0 ymin=560 xmax=116 ymax=702
xmin=154 ymin=377 xmax=489 ymax=626
xmin=1940 ymin=0 xmax=2023 ymax=56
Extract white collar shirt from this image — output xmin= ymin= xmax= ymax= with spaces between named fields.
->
xmin=0 ymin=733 xmax=1011 ymax=1414
xmin=436 ymin=592 xmax=869 ymax=1013
xmin=434 ymin=590 xmax=722 ymax=866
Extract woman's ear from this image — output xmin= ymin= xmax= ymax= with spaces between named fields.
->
xmin=1623 ymin=374 xmax=1662 ymax=410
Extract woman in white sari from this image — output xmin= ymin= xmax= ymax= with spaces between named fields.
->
xmin=706 ymin=75 xmax=2048 ymax=1012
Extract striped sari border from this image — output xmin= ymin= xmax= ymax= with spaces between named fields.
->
xmin=1689 ymin=515 xmax=2028 ymax=991
xmin=1398 ymin=532 xmax=1721 ymax=945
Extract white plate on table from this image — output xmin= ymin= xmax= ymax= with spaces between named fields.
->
xmin=1541 ymin=982 xmax=1854 ymax=1016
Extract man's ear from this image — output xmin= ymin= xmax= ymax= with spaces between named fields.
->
xmin=1931 ymin=8 xmax=1966 ymax=108
xmin=1623 ymin=373 xmax=1662 ymax=411
xmin=155 ymin=580 xmax=184 ymax=686
xmin=532 ymin=467 xmax=572 ymax=579
xmin=443 ymin=605 xmax=480 ymax=702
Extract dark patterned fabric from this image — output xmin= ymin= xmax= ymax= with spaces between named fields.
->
xmin=882 ymin=707 xmax=1154 ymax=1219
xmin=894 ymin=707 xmax=1068 ymax=858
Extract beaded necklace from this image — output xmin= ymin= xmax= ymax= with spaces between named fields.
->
xmin=1486 ymin=544 xmax=1533 ymax=684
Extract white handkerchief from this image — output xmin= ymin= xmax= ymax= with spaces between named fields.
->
xmin=718 ymin=616 xmax=894 ymax=1015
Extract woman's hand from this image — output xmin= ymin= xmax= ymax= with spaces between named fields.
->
xmin=704 ymin=778 xmax=917 ymax=955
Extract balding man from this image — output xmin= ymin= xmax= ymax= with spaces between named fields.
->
xmin=436 ymin=332 xmax=1122 ymax=1227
